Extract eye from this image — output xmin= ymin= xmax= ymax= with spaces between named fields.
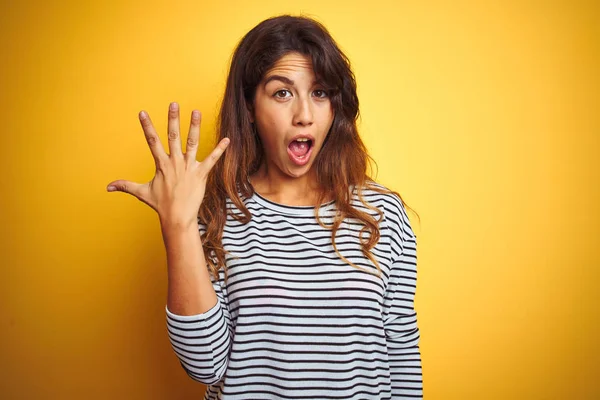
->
xmin=313 ymin=89 xmax=328 ymax=98
xmin=274 ymin=89 xmax=292 ymax=99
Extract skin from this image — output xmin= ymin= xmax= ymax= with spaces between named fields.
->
xmin=106 ymin=105 xmax=231 ymax=315
xmin=104 ymin=52 xmax=334 ymax=314
xmin=249 ymin=52 xmax=335 ymax=206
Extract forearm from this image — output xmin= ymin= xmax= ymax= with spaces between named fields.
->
xmin=161 ymin=220 xmax=218 ymax=316
xmin=166 ymin=302 xmax=231 ymax=384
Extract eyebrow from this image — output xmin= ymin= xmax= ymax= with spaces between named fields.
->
xmin=263 ymin=75 xmax=295 ymax=88
xmin=262 ymin=75 xmax=325 ymax=89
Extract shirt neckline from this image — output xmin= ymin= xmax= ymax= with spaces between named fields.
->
xmin=250 ymin=190 xmax=337 ymax=216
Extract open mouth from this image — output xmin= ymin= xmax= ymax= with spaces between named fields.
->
xmin=287 ymin=138 xmax=314 ymax=166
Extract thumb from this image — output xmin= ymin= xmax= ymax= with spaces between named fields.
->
xmin=107 ymin=180 xmax=155 ymax=210
xmin=106 ymin=180 xmax=144 ymax=197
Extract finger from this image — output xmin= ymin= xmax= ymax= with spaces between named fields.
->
xmin=106 ymin=180 xmax=148 ymax=202
xmin=139 ymin=110 xmax=169 ymax=168
xmin=185 ymin=110 xmax=201 ymax=162
xmin=167 ymin=102 xmax=183 ymax=157
xmin=200 ymin=137 xmax=230 ymax=173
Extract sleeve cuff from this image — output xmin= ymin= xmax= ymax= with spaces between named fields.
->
xmin=165 ymin=298 xmax=221 ymax=322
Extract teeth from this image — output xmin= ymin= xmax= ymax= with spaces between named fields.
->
xmin=295 ymin=138 xmax=310 ymax=142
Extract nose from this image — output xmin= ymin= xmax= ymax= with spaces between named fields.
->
xmin=292 ymin=96 xmax=313 ymax=126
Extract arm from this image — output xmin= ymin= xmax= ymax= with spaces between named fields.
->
xmin=106 ymin=104 xmax=232 ymax=384
xmin=162 ymin=221 xmax=218 ymax=316
xmin=383 ymin=199 xmax=423 ymax=398
xmin=164 ymin=223 xmax=233 ymax=385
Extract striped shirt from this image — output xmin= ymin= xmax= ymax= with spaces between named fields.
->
xmin=165 ymin=184 xmax=423 ymax=399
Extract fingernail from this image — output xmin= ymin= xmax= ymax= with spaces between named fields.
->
xmin=139 ymin=111 xmax=147 ymax=118
xmin=170 ymin=102 xmax=178 ymax=111
xmin=107 ymin=185 xmax=117 ymax=192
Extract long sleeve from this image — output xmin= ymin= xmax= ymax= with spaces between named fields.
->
xmin=383 ymin=197 xmax=423 ymax=398
xmin=165 ymin=224 xmax=233 ymax=385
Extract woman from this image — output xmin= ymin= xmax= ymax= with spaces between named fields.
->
xmin=107 ymin=14 xmax=422 ymax=400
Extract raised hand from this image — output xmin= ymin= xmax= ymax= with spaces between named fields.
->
xmin=107 ymin=102 xmax=230 ymax=229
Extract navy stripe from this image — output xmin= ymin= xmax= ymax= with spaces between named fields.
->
xmin=166 ymin=184 xmax=422 ymax=399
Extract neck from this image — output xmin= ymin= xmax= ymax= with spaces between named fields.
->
xmin=249 ymin=162 xmax=324 ymax=206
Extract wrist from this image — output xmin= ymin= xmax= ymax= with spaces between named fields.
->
xmin=159 ymin=216 xmax=197 ymax=234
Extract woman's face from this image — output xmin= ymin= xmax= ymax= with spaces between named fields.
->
xmin=251 ymin=52 xmax=334 ymax=180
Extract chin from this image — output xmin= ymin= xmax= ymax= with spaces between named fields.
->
xmin=285 ymin=168 xmax=310 ymax=178
xmin=284 ymin=162 xmax=314 ymax=178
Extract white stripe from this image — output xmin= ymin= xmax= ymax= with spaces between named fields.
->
xmin=166 ymin=184 xmax=422 ymax=399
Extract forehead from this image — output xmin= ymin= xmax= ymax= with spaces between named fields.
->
xmin=264 ymin=52 xmax=315 ymax=79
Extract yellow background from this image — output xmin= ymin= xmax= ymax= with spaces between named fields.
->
xmin=1 ymin=0 xmax=598 ymax=398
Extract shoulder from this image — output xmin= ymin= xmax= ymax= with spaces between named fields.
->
xmin=198 ymin=191 xmax=254 ymax=233
xmin=355 ymin=182 xmax=410 ymax=222
xmin=357 ymin=181 xmax=417 ymax=246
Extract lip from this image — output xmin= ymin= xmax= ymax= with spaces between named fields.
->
xmin=288 ymin=134 xmax=315 ymax=143
xmin=287 ymin=135 xmax=315 ymax=166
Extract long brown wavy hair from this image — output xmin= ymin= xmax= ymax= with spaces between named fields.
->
xmin=199 ymin=15 xmax=417 ymax=281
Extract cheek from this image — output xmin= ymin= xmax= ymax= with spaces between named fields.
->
xmin=317 ymin=101 xmax=334 ymax=121
xmin=318 ymin=106 xmax=335 ymax=133
xmin=327 ymin=109 xmax=335 ymax=127
xmin=256 ymin=112 xmax=287 ymax=141
xmin=256 ymin=118 xmax=285 ymax=152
